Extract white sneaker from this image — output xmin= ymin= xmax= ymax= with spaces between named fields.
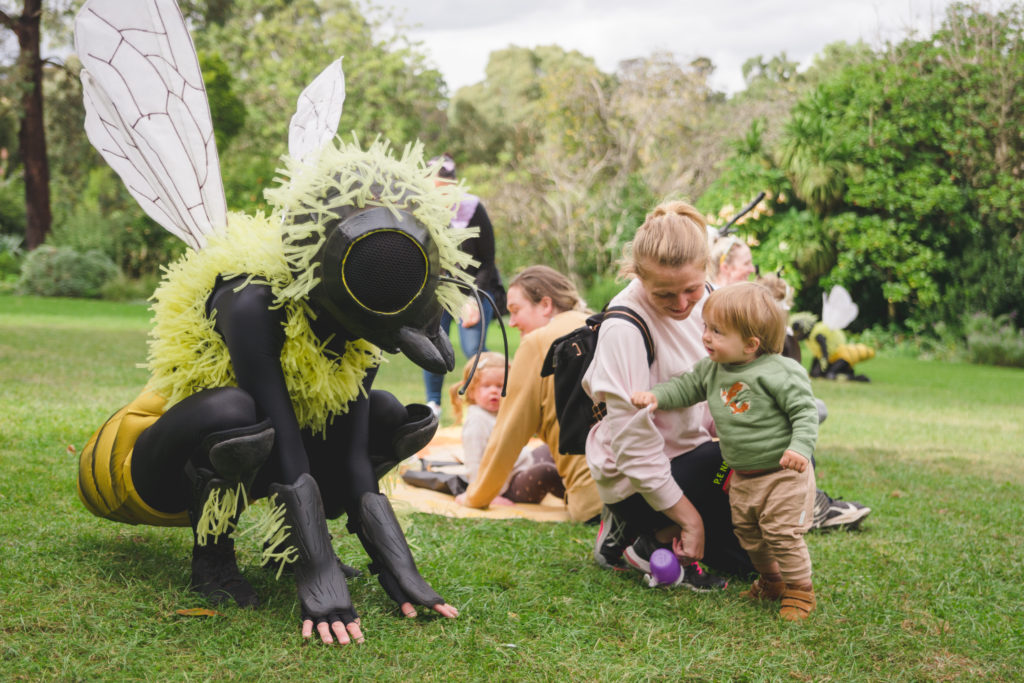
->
xmin=426 ymin=401 xmax=441 ymax=418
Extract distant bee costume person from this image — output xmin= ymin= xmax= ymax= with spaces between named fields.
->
xmin=73 ymin=0 xmax=470 ymax=642
xmin=791 ymin=286 xmax=875 ymax=382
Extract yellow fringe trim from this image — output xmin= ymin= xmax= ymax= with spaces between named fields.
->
xmin=269 ymin=135 xmax=477 ymax=314
xmin=146 ymin=137 xmax=475 ymax=434
xmin=194 ymin=484 xmax=246 ymax=546
xmin=253 ymin=494 xmax=298 ymax=580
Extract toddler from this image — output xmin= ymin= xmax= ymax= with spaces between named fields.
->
xmin=631 ymin=282 xmax=819 ymax=620
xmin=452 ymin=353 xmax=564 ymax=505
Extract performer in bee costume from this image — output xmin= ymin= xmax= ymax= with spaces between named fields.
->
xmin=791 ymin=286 xmax=875 ymax=382
xmin=73 ymin=0 xmax=471 ymax=644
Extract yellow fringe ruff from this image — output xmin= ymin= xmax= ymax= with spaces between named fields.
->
xmin=146 ymin=138 xmax=471 ymax=434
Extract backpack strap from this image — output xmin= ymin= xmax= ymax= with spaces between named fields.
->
xmin=601 ymin=305 xmax=655 ymax=366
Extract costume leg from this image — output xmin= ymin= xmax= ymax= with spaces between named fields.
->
xmin=269 ymin=473 xmax=358 ymax=625
xmin=133 ymin=387 xmax=273 ymax=607
xmin=307 ymin=391 xmax=447 ymax=611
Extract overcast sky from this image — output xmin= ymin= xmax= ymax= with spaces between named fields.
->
xmin=376 ymin=0 xmax=1000 ymax=95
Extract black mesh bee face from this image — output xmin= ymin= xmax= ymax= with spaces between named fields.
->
xmin=340 ymin=229 xmax=428 ymax=315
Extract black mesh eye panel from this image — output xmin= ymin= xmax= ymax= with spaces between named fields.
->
xmin=341 ymin=230 xmax=427 ymax=314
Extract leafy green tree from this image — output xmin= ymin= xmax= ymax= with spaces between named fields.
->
xmin=192 ymin=0 xmax=446 ymax=213
xmin=701 ymin=3 xmax=1024 ymax=331
xmin=0 ymin=0 xmax=77 ymax=248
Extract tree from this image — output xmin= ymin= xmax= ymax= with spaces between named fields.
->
xmin=1 ymin=0 xmax=52 ymax=248
xmin=190 ymin=0 xmax=447 ymax=213
xmin=703 ymin=2 xmax=1024 ymax=330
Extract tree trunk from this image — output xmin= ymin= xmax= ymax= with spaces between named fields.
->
xmin=4 ymin=0 xmax=52 ymax=249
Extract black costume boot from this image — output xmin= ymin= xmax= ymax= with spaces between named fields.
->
xmin=188 ymin=466 xmax=260 ymax=607
xmin=352 ymin=491 xmax=444 ymax=608
xmin=269 ymin=473 xmax=357 ymax=624
xmin=187 ymin=422 xmax=274 ymax=608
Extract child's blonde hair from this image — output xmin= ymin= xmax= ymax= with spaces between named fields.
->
xmin=620 ymin=201 xmax=709 ymax=280
xmin=448 ymin=351 xmax=507 ymax=423
xmin=702 ymin=282 xmax=786 ymax=356
xmin=756 ymin=272 xmax=794 ymax=311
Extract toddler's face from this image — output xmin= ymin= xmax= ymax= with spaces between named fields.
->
xmin=701 ymin=315 xmax=757 ymax=365
xmin=471 ymin=367 xmax=504 ymax=413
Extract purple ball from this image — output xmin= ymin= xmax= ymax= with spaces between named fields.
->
xmin=649 ymin=548 xmax=680 ymax=585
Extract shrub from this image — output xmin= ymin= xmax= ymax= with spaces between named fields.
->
xmin=99 ymin=272 xmax=161 ymax=302
xmin=0 ymin=234 xmax=23 ymax=281
xmin=963 ymin=313 xmax=1024 ymax=368
xmin=16 ymin=245 xmax=120 ymax=298
xmin=583 ymin=275 xmax=625 ymax=312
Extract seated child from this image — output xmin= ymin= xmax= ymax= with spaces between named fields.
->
xmin=451 ymin=352 xmax=564 ymax=505
xmin=631 ymin=282 xmax=819 ymax=621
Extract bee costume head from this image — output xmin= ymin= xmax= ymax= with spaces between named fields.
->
xmin=270 ymin=138 xmax=477 ymax=374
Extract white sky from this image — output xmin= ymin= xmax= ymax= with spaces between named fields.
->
xmin=377 ymin=0 xmax=1000 ymax=95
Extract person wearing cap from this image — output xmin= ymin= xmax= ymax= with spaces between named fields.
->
xmin=423 ymin=153 xmax=506 ymax=417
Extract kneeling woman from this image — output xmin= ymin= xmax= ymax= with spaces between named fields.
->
xmin=584 ymin=201 xmax=755 ymax=586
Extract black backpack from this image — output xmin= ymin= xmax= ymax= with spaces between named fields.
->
xmin=540 ymin=306 xmax=654 ymax=456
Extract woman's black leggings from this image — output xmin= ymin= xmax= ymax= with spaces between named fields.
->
xmin=608 ymin=440 xmax=756 ymax=579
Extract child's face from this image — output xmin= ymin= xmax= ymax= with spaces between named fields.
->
xmin=702 ymin=316 xmax=759 ymax=364
xmin=471 ymin=367 xmax=504 ymax=413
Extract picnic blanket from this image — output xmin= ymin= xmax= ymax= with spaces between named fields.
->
xmin=387 ymin=426 xmax=570 ymax=523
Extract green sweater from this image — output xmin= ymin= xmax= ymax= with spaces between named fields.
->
xmin=651 ymin=354 xmax=818 ymax=471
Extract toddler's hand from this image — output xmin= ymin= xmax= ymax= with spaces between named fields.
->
xmin=780 ymin=450 xmax=809 ymax=472
xmin=631 ymin=391 xmax=658 ymax=410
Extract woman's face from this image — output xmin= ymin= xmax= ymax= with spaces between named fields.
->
xmin=638 ymin=260 xmax=707 ymax=321
xmin=506 ymin=284 xmax=553 ymax=335
xmin=719 ymin=243 xmax=755 ymax=285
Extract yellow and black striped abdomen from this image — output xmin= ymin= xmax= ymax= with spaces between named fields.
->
xmin=78 ymin=390 xmax=190 ymax=527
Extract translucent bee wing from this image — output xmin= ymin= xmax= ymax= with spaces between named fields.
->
xmin=822 ymin=285 xmax=859 ymax=331
xmin=75 ymin=0 xmax=226 ymax=251
xmin=289 ymin=58 xmax=346 ymax=163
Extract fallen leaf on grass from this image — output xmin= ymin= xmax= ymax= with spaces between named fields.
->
xmin=176 ymin=608 xmax=220 ymax=617
xmin=890 ymin=489 xmax=904 ymax=498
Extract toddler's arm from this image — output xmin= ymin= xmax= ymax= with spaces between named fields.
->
xmin=630 ymin=390 xmax=658 ymax=410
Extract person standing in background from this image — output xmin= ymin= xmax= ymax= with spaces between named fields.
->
xmin=422 ymin=154 xmax=505 ymax=418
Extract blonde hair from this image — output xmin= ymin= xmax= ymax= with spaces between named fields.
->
xmin=702 ymin=282 xmax=786 ymax=356
xmin=756 ymin=272 xmax=794 ymax=311
xmin=708 ymin=235 xmax=749 ymax=282
xmin=621 ymin=201 xmax=709 ymax=280
xmin=448 ymin=351 xmax=507 ymax=423
xmin=509 ymin=265 xmax=588 ymax=313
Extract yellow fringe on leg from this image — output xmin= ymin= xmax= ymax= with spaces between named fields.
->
xmin=194 ymin=483 xmax=247 ymax=546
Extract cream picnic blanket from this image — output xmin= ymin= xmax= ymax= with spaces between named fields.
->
xmin=388 ymin=426 xmax=570 ymax=523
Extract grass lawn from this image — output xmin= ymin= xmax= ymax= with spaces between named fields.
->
xmin=1 ymin=294 xmax=1022 ymax=681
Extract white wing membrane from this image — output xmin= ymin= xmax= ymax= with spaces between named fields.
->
xmin=289 ymin=58 xmax=346 ymax=162
xmin=75 ymin=0 xmax=226 ymax=250
xmin=822 ymin=285 xmax=859 ymax=331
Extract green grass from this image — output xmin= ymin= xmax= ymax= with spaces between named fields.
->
xmin=1 ymin=294 xmax=1022 ymax=681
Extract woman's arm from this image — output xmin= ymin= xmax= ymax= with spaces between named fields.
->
xmin=588 ymin=322 xmax=683 ymax=511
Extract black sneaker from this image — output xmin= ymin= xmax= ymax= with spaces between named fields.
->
xmin=623 ymin=534 xmax=667 ymax=574
xmin=678 ymin=562 xmax=728 ymax=592
xmin=593 ymin=506 xmax=632 ymax=569
xmin=812 ymin=488 xmax=871 ymax=530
